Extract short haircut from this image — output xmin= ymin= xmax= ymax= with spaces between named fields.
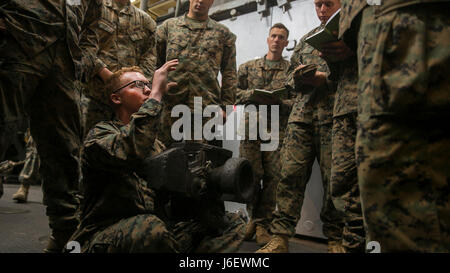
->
xmin=104 ymin=66 xmax=144 ymax=95
xmin=269 ymin=23 xmax=289 ymax=39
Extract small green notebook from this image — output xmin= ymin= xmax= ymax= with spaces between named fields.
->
xmin=305 ymin=8 xmax=340 ymax=50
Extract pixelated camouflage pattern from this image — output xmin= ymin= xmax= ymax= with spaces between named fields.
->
xmin=78 ymin=210 xmax=245 ymax=253
xmin=323 ymin=32 xmax=364 ymax=251
xmin=18 ymin=129 xmax=41 ymax=187
xmin=356 ymin=3 xmax=450 ymax=119
xmin=79 ymin=214 xmax=179 ymax=252
xmin=236 ymin=56 xmax=293 ymax=139
xmin=286 ymin=26 xmax=335 ymax=125
xmin=268 ymin=28 xmax=343 ymax=245
xmin=236 ymin=56 xmax=291 ymax=229
xmin=239 ymin=139 xmax=281 ymax=228
xmin=172 ymin=212 xmax=246 ymax=253
xmin=0 ymin=41 xmax=82 ymax=232
xmin=0 ymin=0 xmax=102 ymax=82
xmin=355 ymin=4 xmax=450 ymax=252
xmin=72 ymin=98 xmax=245 ymax=252
xmin=330 ymin=114 xmax=365 ymax=252
xmin=71 ymin=98 xmax=162 ymax=247
xmin=0 ymin=158 xmax=23 ymax=198
xmin=81 ymin=0 xmax=157 ymax=135
xmin=0 ymin=160 xmax=22 ymax=175
xmin=357 ymin=119 xmax=450 ymax=252
xmin=338 ymin=0 xmax=367 ymax=40
xmin=0 ymin=0 xmax=102 ymax=232
xmin=87 ymin=0 xmax=157 ymax=82
xmin=236 ymin=56 xmax=291 ymax=105
xmin=270 ymin=122 xmax=344 ymax=243
xmin=339 ymin=0 xmax=450 ymax=39
xmin=156 ymin=14 xmax=237 ymax=146
xmin=330 ymin=56 xmax=358 ymax=118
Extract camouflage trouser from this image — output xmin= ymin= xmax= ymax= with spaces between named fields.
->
xmin=173 ymin=212 xmax=247 ymax=253
xmin=357 ymin=117 xmax=450 ymax=252
xmin=239 ymin=139 xmax=281 ymax=228
xmin=355 ymin=4 xmax=450 ymax=252
xmin=83 ymin=212 xmax=246 ymax=253
xmin=0 ymin=35 xmax=81 ymax=233
xmin=0 ymin=160 xmax=19 ymax=198
xmin=19 ymin=131 xmax=40 ymax=187
xmin=80 ymin=94 xmax=114 ymax=138
xmin=270 ymin=122 xmax=343 ymax=241
xmin=330 ymin=113 xmax=365 ymax=252
xmin=83 ymin=214 xmax=179 ymax=253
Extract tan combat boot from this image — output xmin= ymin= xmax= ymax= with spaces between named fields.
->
xmin=255 ymin=235 xmax=289 ymax=253
xmin=244 ymin=220 xmax=256 ymax=241
xmin=12 ymin=184 xmax=30 ymax=203
xmin=255 ymin=225 xmax=271 ymax=245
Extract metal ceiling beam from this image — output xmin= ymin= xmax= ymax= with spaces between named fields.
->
xmin=140 ymin=0 xmax=149 ymax=10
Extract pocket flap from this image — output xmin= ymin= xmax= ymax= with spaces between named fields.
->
xmin=98 ymin=20 xmax=115 ymax=34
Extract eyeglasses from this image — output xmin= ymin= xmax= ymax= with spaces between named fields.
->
xmin=112 ymin=80 xmax=151 ymax=94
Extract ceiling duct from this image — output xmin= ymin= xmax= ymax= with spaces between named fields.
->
xmin=134 ymin=0 xmax=297 ymax=23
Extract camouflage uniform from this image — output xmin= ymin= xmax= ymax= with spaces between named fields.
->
xmin=156 ymin=14 xmax=237 ymax=146
xmin=0 ymin=0 xmax=101 ymax=241
xmin=340 ymin=0 xmax=450 ymax=252
xmin=269 ymin=27 xmax=344 ymax=247
xmin=71 ymin=99 xmax=245 ymax=252
xmin=236 ymin=56 xmax=293 ymax=230
xmin=18 ymin=129 xmax=40 ymax=187
xmin=81 ymin=0 xmax=157 ymax=136
xmin=309 ymin=1 xmax=368 ymax=252
xmin=327 ymin=54 xmax=365 ymax=252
